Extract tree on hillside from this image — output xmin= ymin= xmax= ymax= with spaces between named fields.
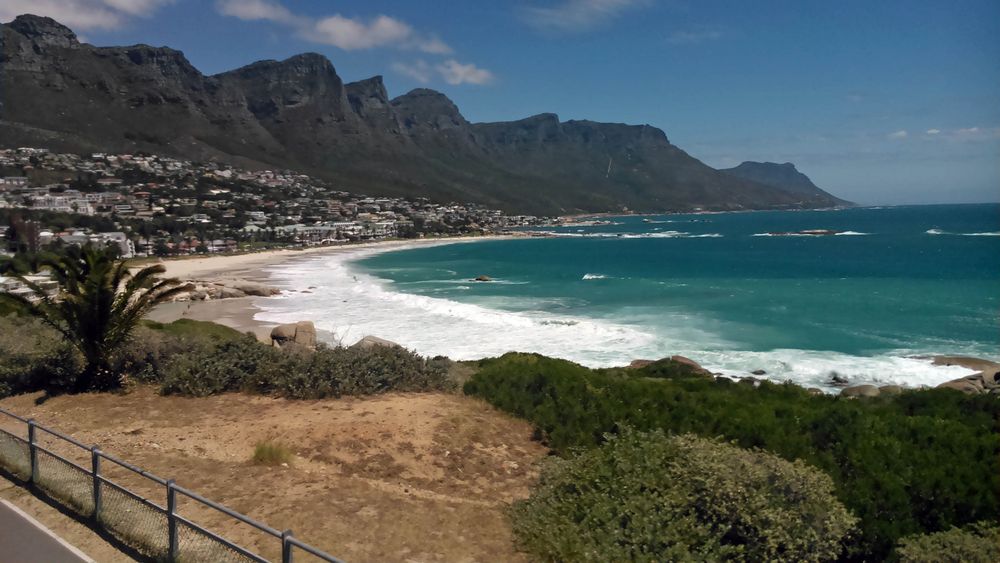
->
xmin=0 ymin=245 xmax=191 ymax=391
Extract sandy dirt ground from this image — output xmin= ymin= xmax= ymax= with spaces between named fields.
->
xmin=0 ymin=388 xmax=548 ymax=562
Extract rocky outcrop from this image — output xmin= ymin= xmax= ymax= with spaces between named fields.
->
xmin=841 ymin=385 xmax=880 ymax=398
xmin=351 ymin=335 xmax=401 ymax=350
xmin=937 ymin=369 xmax=1000 ymax=395
xmin=473 ymin=275 xmax=492 ymax=282
xmin=171 ymin=279 xmax=280 ymax=301
xmin=629 ymin=359 xmax=655 ymax=369
xmin=271 ymin=321 xmax=316 ymax=349
xmin=669 ymin=355 xmax=713 ymax=377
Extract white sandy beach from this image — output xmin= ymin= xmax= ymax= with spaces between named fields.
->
xmin=146 ymin=236 xmax=510 ymax=338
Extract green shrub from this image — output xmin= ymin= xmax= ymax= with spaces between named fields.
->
xmin=159 ymin=337 xmax=454 ymax=398
xmin=252 ymin=441 xmax=294 ymax=466
xmin=464 ymin=353 xmax=1000 ymax=561
xmin=513 ymin=428 xmax=856 ymax=562
xmin=159 ymin=336 xmax=286 ymax=397
xmin=0 ymin=315 xmax=83 ymax=396
xmin=895 ymin=522 xmax=1000 ymax=563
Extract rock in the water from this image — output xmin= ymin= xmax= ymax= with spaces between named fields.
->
xmin=352 ymin=335 xmax=401 ymax=350
xmin=841 ymin=385 xmax=880 ymax=398
xmin=473 ymin=275 xmax=492 ymax=282
xmin=751 ymin=369 xmax=767 ymax=376
xmin=830 ymin=372 xmax=849 ymax=387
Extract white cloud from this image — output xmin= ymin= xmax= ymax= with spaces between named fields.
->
xmin=102 ymin=0 xmax=173 ymax=17
xmin=925 ymin=128 xmax=941 ymax=135
xmin=522 ymin=0 xmax=651 ymax=33
xmin=0 ymin=0 xmax=172 ymax=30
xmin=215 ymin=0 xmax=299 ymax=25
xmin=216 ymin=0 xmax=452 ymax=54
xmin=436 ymin=59 xmax=495 ymax=85
xmin=391 ymin=60 xmax=432 ymax=84
xmin=667 ymin=28 xmax=724 ymax=45
xmin=887 ymin=130 xmax=908 ymax=140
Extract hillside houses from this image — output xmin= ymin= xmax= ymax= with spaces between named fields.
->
xmin=1 ymin=147 xmax=548 ymax=257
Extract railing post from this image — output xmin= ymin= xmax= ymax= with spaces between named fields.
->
xmin=282 ymin=529 xmax=294 ymax=563
xmin=167 ymin=479 xmax=178 ymax=561
xmin=27 ymin=419 xmax=37 ymax=483
xmin=91 ymin=447 xmax=102 ymax=521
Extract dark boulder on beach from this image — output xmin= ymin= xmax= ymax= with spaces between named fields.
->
xmin=271 ymin=321 xmax=317 ymax=349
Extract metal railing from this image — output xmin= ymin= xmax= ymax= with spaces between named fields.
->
xmin=0 ymin=406 xmax=346 ymax=563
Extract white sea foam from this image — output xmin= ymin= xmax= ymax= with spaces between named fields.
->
xmin=926 ymin=229 xmax=999 ymax=236
xmin=543 ymin=231 xmax=722 ymax=239
xmin=582 ymin=273 xmax=608 ymax=280
xmin=835 ymin=231 xmax=871 ymax=236
xmin=254 ymin=240 xmax=987 ymax=393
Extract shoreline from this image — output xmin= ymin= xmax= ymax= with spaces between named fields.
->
xmin=146 ymin=234 xmax=996 ymax=391
xmin=147 ymin=235 xmax=513 ymax=338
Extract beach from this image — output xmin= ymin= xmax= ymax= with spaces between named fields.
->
xmin=146 ymin=236 xmax=509 ymax=340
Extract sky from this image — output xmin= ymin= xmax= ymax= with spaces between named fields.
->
xmin=2 ymin=0 xmax=998 ymax=205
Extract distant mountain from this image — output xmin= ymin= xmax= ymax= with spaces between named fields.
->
xmin=0 ymin=15 xmax=847 ymax=215
xmin=720 ymin=162 xmax=849 ymax=206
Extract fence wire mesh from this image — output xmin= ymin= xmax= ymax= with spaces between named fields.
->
xmin=0 ymin=429 xmax=30 ymax=479
xmin=0 ymin=412 xmax=345 ymax=563
xmin=178 ymin=519 xmax=263 ymax=563
xmin=99 ymin=481 xmax=170 ymax=559
xmin=35 ymin=448 xmax=94 ymax=516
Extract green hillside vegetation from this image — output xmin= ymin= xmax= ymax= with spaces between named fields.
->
xmin=463 ymin=353 xmax=1000 ymax=561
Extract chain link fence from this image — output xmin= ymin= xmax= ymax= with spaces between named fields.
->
xmin=0 ymin=407 xmax=345 ymax=563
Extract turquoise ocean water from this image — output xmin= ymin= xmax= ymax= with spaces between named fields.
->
xmin=257 ymin=204 xmax=1000 ymax=390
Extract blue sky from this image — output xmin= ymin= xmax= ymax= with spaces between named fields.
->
xmin=3 ymin=1 xmax=998 ymax=205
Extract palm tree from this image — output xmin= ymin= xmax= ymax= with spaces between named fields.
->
xmin=0 ymin=244 xmax=191 ymax=391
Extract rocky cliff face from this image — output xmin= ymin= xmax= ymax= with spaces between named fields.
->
xmin=0 ymin=14 xmax=846 ymax=214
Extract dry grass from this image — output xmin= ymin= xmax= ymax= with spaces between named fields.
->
xmin=252 ymin=441 xmax=294 ymax=466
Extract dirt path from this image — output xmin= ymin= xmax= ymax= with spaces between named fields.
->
xmin=0 ymin=388 xmax=548 ymax=562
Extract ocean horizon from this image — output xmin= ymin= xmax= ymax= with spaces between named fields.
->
xmin=255 ymin=203 xmax=1000 ymax=391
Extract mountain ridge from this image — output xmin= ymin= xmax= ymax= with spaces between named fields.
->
xmin=0 ymin=14 xmax=846 ymax=214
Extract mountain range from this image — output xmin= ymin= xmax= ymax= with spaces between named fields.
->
xmin=0 ymin=15 xmax=848 ymax=215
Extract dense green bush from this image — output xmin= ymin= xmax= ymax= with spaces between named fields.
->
xmin=512 ymin=428 xmax=857 ymax=562
xmin=464 ymin=353 xmax=1000 ymax=561
xmin=895 ymin=522 xmax=1000 ymax=563
xmin=0 ymin=312 xmax=454 ymax=399
xmin=159 ymin=336 xmax=455 ymax=398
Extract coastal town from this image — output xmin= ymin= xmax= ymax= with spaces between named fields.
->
xmin=0 ymin=147 xmax=547 ymax=259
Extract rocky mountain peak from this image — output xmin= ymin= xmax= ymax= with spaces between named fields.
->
xmin=346 ymin=76 xmax=389 ymax=108
xmin=391 ymin=88 xmax=467 ymax=130
xmin=8 ymin=14 xmax=78 ymax=48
